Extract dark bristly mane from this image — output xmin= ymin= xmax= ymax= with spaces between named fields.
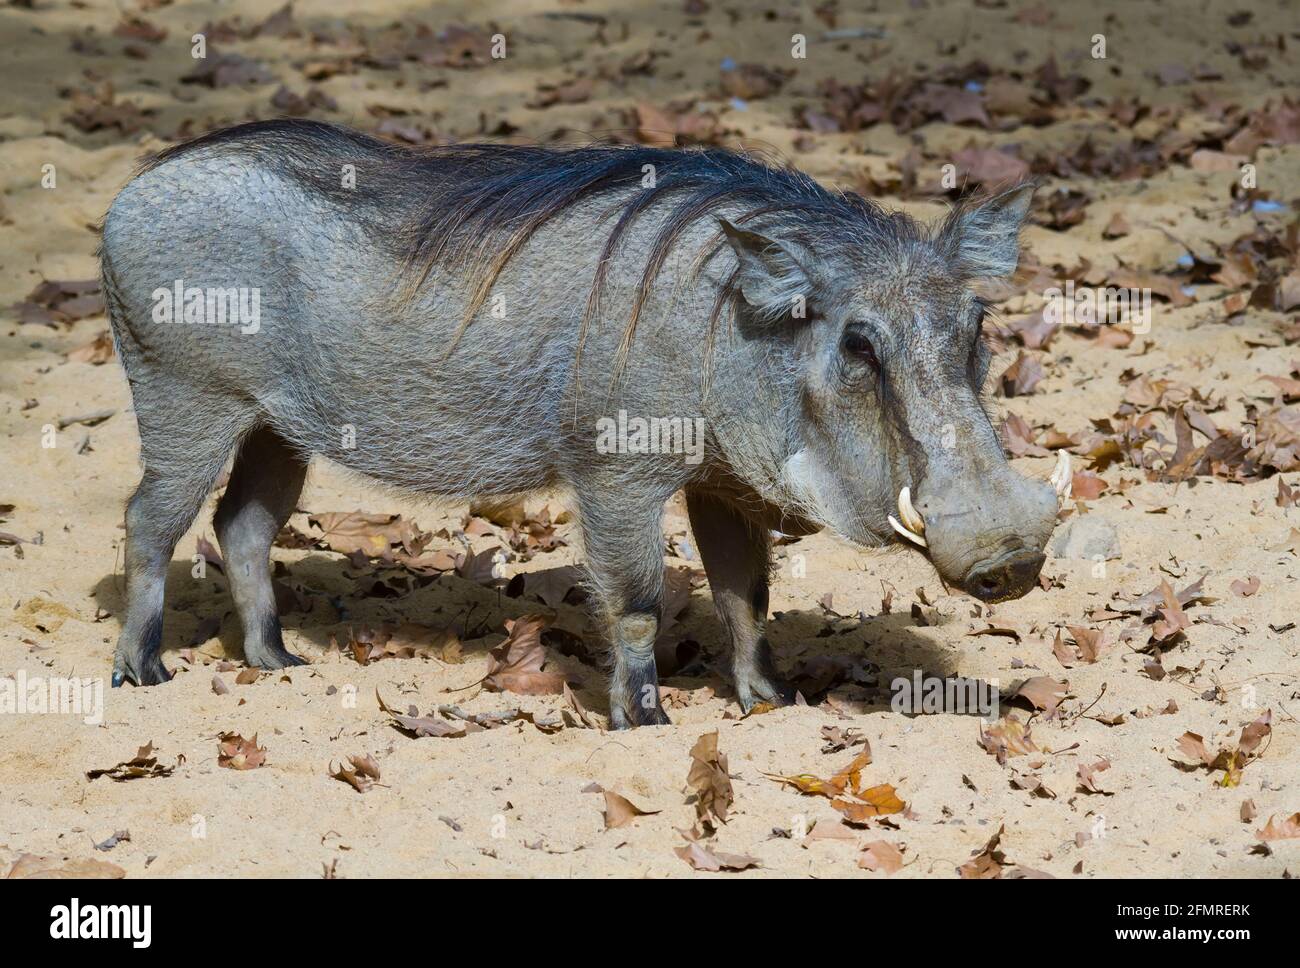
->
xmin=138 ymin=119 xmax=924 ymax=369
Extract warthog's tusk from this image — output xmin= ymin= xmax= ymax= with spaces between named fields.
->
xmin=1050 ymin=451 xmax=1072 ymax=500
xmin=890 ymin=487 xmax=928 ymax=548
xmin=889 ymin=515 xmax=928 ymax=548
xmin=898 ymin=486 xmax=925 ymax=535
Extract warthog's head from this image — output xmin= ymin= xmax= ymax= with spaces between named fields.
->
xmin=720 ymin=183 xmax=1066 ymax=603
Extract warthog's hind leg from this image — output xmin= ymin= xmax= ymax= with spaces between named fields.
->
xmin=213 ymin=426 xmax=309 ymax=670
xmin=113 ymin=407 xmax=250 ymax=687
xmin=577 ymin=493 xmax=671 ymax=729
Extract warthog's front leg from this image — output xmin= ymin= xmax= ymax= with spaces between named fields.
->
xmin=577 ymin=494 xmax=670 ymax=728
xmin=686 ymin=489 xmax=795 ymax=712
xmin=606 ymin=611 xmax=669 ymax=728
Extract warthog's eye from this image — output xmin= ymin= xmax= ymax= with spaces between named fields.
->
xmin=840 ymin=328 xmax=879 ymax=368
xmin=969 ymin=302 xmax=993 ymax=386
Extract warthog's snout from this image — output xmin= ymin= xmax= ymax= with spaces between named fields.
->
xmin=889 ymin=452 xmax=1070 ymax=603
xmin=962 ymin=547 xmax=1047 ymax=602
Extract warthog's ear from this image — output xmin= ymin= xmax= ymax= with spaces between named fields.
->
xmin=942 ymin=182 xmax=1036 ymax=279
xmin=717 ymin=217 xmax=812 ymax=321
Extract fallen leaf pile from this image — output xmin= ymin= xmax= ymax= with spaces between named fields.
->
xmin=766 ymin=743 xmax=906 ymax=826
xmin=1172 ymin=711 xmax=1272 ymax=786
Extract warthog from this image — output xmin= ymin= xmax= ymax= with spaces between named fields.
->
xmin=101 ymin=119 xmax=1068 ymax=727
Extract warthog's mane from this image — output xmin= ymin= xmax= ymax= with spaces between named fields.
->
xmin=139 ymin=119 xmax=927 ymax=369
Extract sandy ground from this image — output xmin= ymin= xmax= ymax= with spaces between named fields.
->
xmin=1 ymin=0 xmax=1298 ymax=878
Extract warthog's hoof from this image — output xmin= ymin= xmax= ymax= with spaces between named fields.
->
xmin=111 ymin=650 xmax=173 ymax=688
xmin=736 ymin=673 xmax=796 ymax=713
xmin=609 ymin=703 xmax=672 ymax=730
xmin=246 ymin=646 xmax=308 ymax=670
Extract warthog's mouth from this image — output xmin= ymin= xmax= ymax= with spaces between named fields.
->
xmin=960 ymin=547 xmax=1049 ymax=602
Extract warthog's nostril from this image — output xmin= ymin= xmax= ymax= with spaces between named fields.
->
xmin=963 ymin=550 xmax=1046 ymax=603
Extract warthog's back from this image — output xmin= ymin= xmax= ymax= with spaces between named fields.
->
xmin=101 ymin=122 xmax=633 ymax=496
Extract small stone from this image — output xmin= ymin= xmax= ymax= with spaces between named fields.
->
xmin=1049 ymin=514 xmax=1120 ymax=560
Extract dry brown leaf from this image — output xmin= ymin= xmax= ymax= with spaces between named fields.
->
xmin=858 ymin=840 xmax=905 ymax=874
xmin=483 ymin=614 xmax=567 ymax=695
xmin=217 ymin=732 xmax=266 ymax=770
xmin=563 ymin=683 xmax=597 ymax=729
xmin=1152 ymin=580 xmax=1192 ymax=641
xmin=1229 ymin=576 xmax=1260 ymax=597
xmin=766 ymin=747 xmax=871 ymax=798
xmin=1052 ymin=628 xmax=1076 ymax=667
xmin=1077 ymin=757 xmax=1113 ymax=794
xmin=85 ymin=742 xmax=180 ymax=781
xmin=832 ymin=784 xmax=906 ymax=824
xmin=1069 ymin=626 xmax=1107 ymax=663
xmin=376 ymin=690 xmax=468 ymax=738
xmin=330 ymin=758 xmax=375 ymax=793
xmin=804 ymin=822 xmax=856 ymax=844
xmin=349 ymin=753 xmax=380 ymax=780
xmin=1102 ymin=211 xmax=1131 ymax=238
xmin=1238 ymin=710 xmax=1272 ymax=756
xmin=999 ymin=351 xmax=1045 ymax=397
xmin=1070 ymin=471 xmax=1107 ymax=499
xmin=601 ymin=790 xmax=660 ymax=829
xmin=959 ymin=825 xmax=1006 ymax=879
xmin=307 ymin=510 xmax=425 ymax=560
xmin=522 ymin=565 xmax=585 ymax=607
xmin=1007 ymin=676 xmax=1069 ymax=716
xmin=1257 ymin=813 xmax=1300 ymax=841
xmin=673 ymin=841 xmax=758 ymax=872
xmin=1176 ymin=731 xmax=1216 ymax=766
xmin=455 ymin=545 xmax=506 ymax=586
xmin=979 ymin=714 xmax=1038 ymax=764
xmin=685 ymin=731 xmax=734 ymax=827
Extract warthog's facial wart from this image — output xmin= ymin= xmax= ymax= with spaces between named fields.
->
xmin=779 ymin=448 xmax=824 ymax=521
